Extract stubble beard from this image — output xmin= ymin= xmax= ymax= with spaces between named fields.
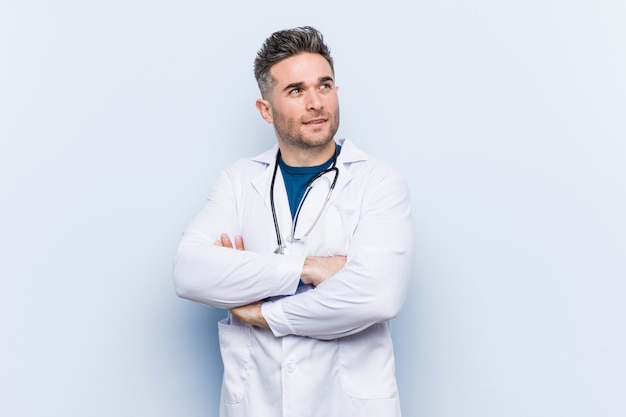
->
xmin=273 ymin=107 xmax=340 ymax=151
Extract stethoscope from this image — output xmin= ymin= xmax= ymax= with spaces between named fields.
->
xmin=270 ymin=147 xmax=339 ymax=255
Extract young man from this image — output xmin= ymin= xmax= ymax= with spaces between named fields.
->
xmin=174 ymin=26 xmax=415 ymax=417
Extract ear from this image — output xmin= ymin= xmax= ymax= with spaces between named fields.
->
xmin=256 ymin=99 xmax=273 ymax=124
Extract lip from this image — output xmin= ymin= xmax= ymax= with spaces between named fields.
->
xmin=303 ymin=118 xmax=327 ymax=125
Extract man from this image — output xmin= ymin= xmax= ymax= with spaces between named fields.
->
xmin=174 ymin=26 xmax=414 ymax=417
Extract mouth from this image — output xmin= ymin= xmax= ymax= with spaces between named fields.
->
xmin=303 ymin=118 xmax=327 ymax=126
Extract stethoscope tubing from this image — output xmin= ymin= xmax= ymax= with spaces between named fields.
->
xmin=270 ymin=147 xmax=339 ymax=254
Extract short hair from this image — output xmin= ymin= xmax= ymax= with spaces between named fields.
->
xmin=254 ymin=26 xmax=334 ymax=98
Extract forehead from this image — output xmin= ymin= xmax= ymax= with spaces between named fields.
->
xmin=269 ymin=52 xmax=334 ymax=87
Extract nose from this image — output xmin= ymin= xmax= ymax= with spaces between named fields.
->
xmin=306 ymin=90 xmax=323 ymax=111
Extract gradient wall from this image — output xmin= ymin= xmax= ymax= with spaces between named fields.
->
xmin=1 ymin=1 xmax=625 ymax=416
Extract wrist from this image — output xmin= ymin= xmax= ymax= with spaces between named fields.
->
xmin=301 ymin=256 xmax=316 ymax=285
xmin=256 ymin=302 xmax=269 ymax=329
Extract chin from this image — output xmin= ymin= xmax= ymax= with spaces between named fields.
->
xmin=303 ymin=137 xmax=335 ymax=148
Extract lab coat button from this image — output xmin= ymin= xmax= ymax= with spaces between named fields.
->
xmin=285 ymin=361 xmax=295 ymax=373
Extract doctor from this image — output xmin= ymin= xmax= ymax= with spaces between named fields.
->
xmin=174 ymin=26 xmax=415 ymax=417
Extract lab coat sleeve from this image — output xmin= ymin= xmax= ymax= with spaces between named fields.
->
xmin=262 ymin=165 xmax=415 ymax=340
xmin=173 ymin=165 xmax=305 ymax=309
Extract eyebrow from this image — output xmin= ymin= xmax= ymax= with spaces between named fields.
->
xmin=282 ymin=76 xmax=335 ymax=93
xmin=282 ymin=81 xmax=304 ymax=93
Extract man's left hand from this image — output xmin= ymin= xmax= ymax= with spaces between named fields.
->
xmin=230 ymin=301 xmax=269 ymax=329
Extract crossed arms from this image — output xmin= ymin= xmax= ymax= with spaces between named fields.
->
xmin=174 ymin=160 xmax=414 ymax=340
xmin=214 ymin=233 xmax=346 ymax=329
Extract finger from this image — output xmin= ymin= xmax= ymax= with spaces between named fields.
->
xmin=234 ymin=235 xmax=245 ymax=251
xmin=220 ymin=234 xmax=234 ymax=248
xmin=214 ymin=240 xmax=222 ymax=246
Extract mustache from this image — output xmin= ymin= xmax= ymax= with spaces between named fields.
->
xmin=302 ymin=112 xmax=328 ymax=121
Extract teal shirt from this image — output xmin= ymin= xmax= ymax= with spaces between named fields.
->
xmin=278 ymin=145 xmax=341 ymax=220
xmin=279 ymin=145 xmax=340 ymax=287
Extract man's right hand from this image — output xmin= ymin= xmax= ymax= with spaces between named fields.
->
xmin=214 ymin=233 xmax=245 ymax=251
xmin=301 ymin=255 xmax=347 ymax=287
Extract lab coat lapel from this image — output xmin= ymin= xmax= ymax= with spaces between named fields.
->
xmin=251 ymin=145 xmax=292 ymax=246
xmin=293 ymin=139 xmax=365 ymax=235
xmin=250 ymin=144 xmax=281 ymax=208
xmin=328 ymin=138 xmax=366 ymax=200
xmin=292 ymin=173 xmax=333 ymax=238
xmin=249 ymin=139 xmax=367 ymax=249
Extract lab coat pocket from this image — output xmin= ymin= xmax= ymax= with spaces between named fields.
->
xmin=217 ymin=318 xmax=252 ymax=405
xmin=339 ymin=323 xmax=398 ymax=399
xmin=324 ymin=205 xmax=359 ymax=255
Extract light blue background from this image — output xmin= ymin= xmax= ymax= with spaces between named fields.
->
xmin=1 ymin=1 xmax=625 ymax=416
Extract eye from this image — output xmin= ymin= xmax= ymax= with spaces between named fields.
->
xmin=319 ymin=82 xmax=333 ymax=92
xmin=289 ymin=88 xmax=302 ymax=95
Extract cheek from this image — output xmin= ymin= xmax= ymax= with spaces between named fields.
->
xmin=325 ymin=96 xmax=339 ymax=112
xmin=272 ymin=103 xmax=295 ymax=120
xmin=275 ymin=106 xmax=301 ymax=125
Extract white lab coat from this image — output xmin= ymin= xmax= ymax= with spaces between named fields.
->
xmin=174 ymin=138 xmax=415 ymax=417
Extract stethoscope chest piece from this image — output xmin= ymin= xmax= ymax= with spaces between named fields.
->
xmin=274 ymin=244 xmax=288 ymax=255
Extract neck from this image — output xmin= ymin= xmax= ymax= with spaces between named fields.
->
xmin=278 ymin=140 xmax=336 ymax=167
